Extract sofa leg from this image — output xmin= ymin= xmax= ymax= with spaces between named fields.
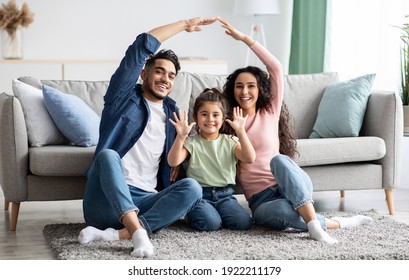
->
xmin=340 ymin=190 xmax=345 ymax=198
xmin=10 ymin=202 xmax=20 ymax=231
xmin=4 ymin=200 xmax=10 ymax=210
xmin=384 ymin=188 xmax=394 ymax=215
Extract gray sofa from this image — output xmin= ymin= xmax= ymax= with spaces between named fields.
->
xmin=0 ymin=72 xmax=402 ymax=231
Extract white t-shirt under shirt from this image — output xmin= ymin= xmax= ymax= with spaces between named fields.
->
xmin=122 ymin=98 xmax=166 ymax=193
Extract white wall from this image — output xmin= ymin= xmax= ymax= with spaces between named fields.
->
xmin=2 ymin=0 xmax=292 ymax=73
xmin=325 ymin=0 xmax=409 ymax=92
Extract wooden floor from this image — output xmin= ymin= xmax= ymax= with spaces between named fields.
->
xmin=1 ymin=187 xmax=409 ymax=260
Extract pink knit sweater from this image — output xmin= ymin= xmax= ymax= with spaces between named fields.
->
xmin=238 ymin=41 xmax=284 ymax=200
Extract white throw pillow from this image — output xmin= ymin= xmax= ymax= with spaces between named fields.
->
xmin=12 ymin=79 xmax=67 ymax=147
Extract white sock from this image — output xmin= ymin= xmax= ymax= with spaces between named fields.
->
xmin=331 ymin=215 xmax=373 ymax=228
xmin=307 ymin=219 xmax=338 ymax=244
xmin=130 ymin=228 xmax=154 ymax=258
xmin=78 ymin=226 xmax=119 ymax=244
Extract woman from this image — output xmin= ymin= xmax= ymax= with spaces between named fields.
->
xmin=219 ymin=18 xmax=372 ymax=243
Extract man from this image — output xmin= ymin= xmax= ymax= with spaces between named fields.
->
xmin=77 ymin=17 xmax=219 ymax=258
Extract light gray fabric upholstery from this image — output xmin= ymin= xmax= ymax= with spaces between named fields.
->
xmin=304 ymin=163 xmax=383 ymax=192
xmin=27 ymin=137 xmax=386 ymax=177
xmin=171 ymin=71 xmax=227 ymax=122
xmin=27 ymin=175 xmax=85 ymax=201
xmin=284 ymin=72 xmax=339 ymax=138
xmin=29 ymin=146 xmax=95 ymax=176
xmin=360 ymin=90 xmax=403 ymax=189
xmin=295 ymin=137 xmax=386 ymax=167
xmin=0 ymin=93 xmax=29 ymax=201
xmin=18 ymin=76 xmax=108 ymax=116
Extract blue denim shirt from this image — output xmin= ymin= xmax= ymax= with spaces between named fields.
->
xmin=88 ymin=32 xmax=178 ymax=190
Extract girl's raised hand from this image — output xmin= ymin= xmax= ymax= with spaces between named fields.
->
xmin=226 ymin=106 xmax=247 ymax=133
xmin=169 ymin=110 xmax=196 ymax=138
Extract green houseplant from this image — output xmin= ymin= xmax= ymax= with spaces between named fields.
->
xmin=396 ymin=15 xmax=409 ymax=132
xmin=398 ymin=16 xmax=409 ymax=105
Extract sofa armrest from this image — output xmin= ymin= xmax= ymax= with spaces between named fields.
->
xmin=0 ymin=92 xmax=29 ymax=202
xmin=360 ymin=90 xmax=403 ymax=189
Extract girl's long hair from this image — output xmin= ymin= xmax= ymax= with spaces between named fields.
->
xmin=223 ymin=66 xmax=298 ymax=158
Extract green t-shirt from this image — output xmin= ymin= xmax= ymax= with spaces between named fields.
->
xmin=184 ymin=134 xmax=238 ymax=188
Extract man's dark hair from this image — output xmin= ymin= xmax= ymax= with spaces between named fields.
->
xmin=145 ymin=49 xmax=181 ymax=74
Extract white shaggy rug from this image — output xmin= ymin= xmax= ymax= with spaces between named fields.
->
xmin=43 ymin=209 xmax=409 ymax=260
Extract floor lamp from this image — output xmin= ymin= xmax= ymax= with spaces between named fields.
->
xmin=234 ymin=0 xmax=280 ymax=66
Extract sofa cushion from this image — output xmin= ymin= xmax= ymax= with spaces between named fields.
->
xmin=18 ymin=73 xmax=340 ymax=141
xmin=171 ymin=72 xmax=341 ymax=136
xmin=294 ymin=136 xmax=385 ymax=167
xmin=28 ymin=137 xmax=385 ymax=176
xmin=29 ymin=146 xmax=95 ymax=176
xmin=18 ymin=76 xmax=108 ymax=116
xmin=283 ymin=72 xmax=340 ymax=139
xmin=12 ymin=79 xmax=68 ymax=147
xmin=171 ymin=72 xmax=227 ymax=122
xmin=309 ymin=73 xmax=375 ymax=138
xmin=42 ymin=85 xmax=100 ymax=147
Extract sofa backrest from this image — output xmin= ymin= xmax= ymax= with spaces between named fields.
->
xmin=18 ymin=76 xmax=108 ymax=116
xmin=283 ymin=72 xmax=339 ymax=138
xmin=171 ymin=71 xmax=339 ymax=139
xmin=18 ymin=71 xmax=339 ymax=140
xmin=170 ymin=71 xmax=228 ymax=122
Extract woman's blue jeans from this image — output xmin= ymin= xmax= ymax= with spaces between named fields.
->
xmin=186 ymin=185 xmax=253 ymax=231
xmin=83 ymin=149 xmax=202 ymax=235
xmin=248 ymin=154 xmax=326 ymax=231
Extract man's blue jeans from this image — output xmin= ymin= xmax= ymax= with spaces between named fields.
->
xmin=83 ymin=149 xmax=202 ymax=235
xmin=248 ymin=154 xmax=326 ymax=231
xmin=186 ymin=185 xmax=253 ymax=231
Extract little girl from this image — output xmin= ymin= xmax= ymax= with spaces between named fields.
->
xmin=167 ymin=88 xmax=255 ymax=231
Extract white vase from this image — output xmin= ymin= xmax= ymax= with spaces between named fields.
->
xmin=2 ymin=29 xmax=23 ymax=59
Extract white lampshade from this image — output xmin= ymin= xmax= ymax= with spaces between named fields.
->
xmin=234 ymin=0 xmax=280 ymax=15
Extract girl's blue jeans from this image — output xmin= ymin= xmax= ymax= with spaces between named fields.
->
xmin=248 ymin=154 xmax=326 ymax=231
xmin=186 ymin=185 xmax=253 ymax=231
xmin=83 ymin=149 xmax=202 ymax=235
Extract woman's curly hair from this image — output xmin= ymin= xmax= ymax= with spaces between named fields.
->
xmin=222 ymin=66 xmax=298 ymax=158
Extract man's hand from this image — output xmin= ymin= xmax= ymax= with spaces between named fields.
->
xmin=170 ymin=165 xmax=181 ymax=182
xmin=148 ymin=16 xmax=220 ymax=42
xmin=184 ymin=16 xmax=220 ymax=32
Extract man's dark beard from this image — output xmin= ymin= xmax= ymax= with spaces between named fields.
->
xmin=144 ymin=83 xmax=167 ymax=101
